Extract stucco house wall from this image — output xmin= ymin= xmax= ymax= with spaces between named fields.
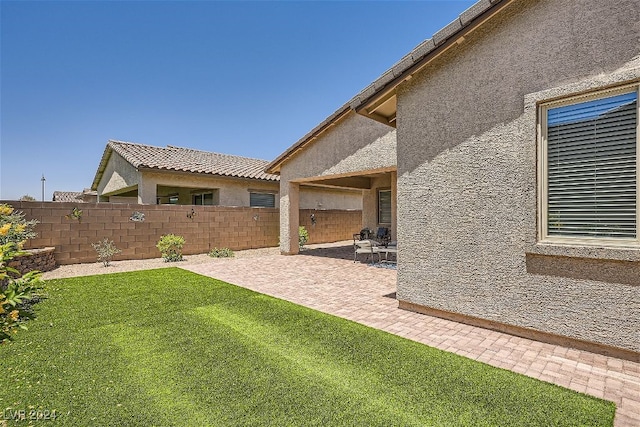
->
xmin=395 ymin=0 xmax=639 ymax=354
xmin=277 ymin=111 xmax=396 ymax=253
xmin=98 ymin=151 xmax=140 ymax=197
xmin=362 ymin=175 xmax=392 ymax=231
xmin=300 ymin=187 xmax=362 ymax=211
xmin=142 ymin=170 xmax=280 ymax=207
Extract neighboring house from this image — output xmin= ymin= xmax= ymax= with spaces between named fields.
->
xmin=52 ymin=189 xmax=97 ymax=203
xmin=268 ymin=0 xmax=639 ymax=360
xmin=92 ymin=140 xmax=362 ymax=209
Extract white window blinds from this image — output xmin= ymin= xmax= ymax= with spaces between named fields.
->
xmin=546 ymin=91 xmax=637 ymax=238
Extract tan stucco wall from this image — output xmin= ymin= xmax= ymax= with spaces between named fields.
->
xmin=362 ymin=175 xmax=391 ymax=231
xmin=280 ymin=112 xmax=396 ymax=183
xmin=143 ymin=171 xmax=280 ymax=207
xmin=98 ymin=152 xmax=141 ymax=197
xmin=278 ymin=111 xmax=396 ymax=253
xmin=300 ymin=187 xmax=362 ymax=210
xmin=395 ymin=0 xmax=640 ymax=352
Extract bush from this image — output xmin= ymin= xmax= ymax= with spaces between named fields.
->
xmin=0 ymin=204 xmax=38 ymax=247
xmin=208 ymin=247 xmax=234 ymax=258
xmin=298 ymin=226 xmax=309 ymax=250
xmin=1 ymin=244 xmax=44 ymax=344
xmin=156 ymin=234 xmax=185 ymax=262
xmin=91 ymin=238 xmax=122 ymax=267
xmin=0 ymin=204 xmax=44 ymax=343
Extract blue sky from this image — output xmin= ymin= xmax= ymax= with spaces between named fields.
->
xmin=1 ymin=0 xmax=474 ymax=201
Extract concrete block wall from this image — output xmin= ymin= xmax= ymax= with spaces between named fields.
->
xmin=299 ymin=209 xmax=362 ymax=244
xmin=4 ymin=201 xmax=360 ymax=265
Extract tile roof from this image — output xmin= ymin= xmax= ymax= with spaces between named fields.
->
xmin=52 ymin=191 xmax=84 ymax=202
xmin=52 ymin=189 xmax=98 ymax=202
xmin=93 ymin=140 xmax=279 ymax=189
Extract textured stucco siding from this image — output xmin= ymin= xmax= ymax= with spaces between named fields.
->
xmin=396 ymin=0 xmax=640 ymax=352
xmin=279 ymin=111 xmax=396 ymax=184
xmin=300 ymin=187 xmax=362 ymax=210
xmin=362 ymin=175 xmax=391 ymax=231
xmin=98 ymin=152 xmax=141 ymax=196
xmin=142 ymin=171 xmax=280 ymax=207
xmin=278 ymin=111 xmax=396 ymax=253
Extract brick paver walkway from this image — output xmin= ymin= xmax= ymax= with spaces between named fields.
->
xmin=183 ymin=242 xmax=640 ymax=426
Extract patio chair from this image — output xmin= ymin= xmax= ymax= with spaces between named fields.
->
xmin=354 ymin=239 xmax=381 ymax=264
xmin=373 ymin=227 xmax=390 ymax=246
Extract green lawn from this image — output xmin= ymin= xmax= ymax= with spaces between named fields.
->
xmin=1 ymin=268 xmax=614 ymax=426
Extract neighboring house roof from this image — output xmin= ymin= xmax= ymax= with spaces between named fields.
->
xmin=266 ymin=0 xmax=512 ymax=173
xmin=53 ymin=191 xmax=83 ymax=202
xmin=92 ymin=140 xmax=279 ymax=190
xmin=52 ymin=189 xmax=97 ymax=202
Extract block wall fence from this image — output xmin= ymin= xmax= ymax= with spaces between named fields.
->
xmin=3 ymin=201 xmax=361 ymax=265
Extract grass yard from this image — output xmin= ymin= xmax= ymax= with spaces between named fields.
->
xmin=1 ymin=268 xmax=614 ymax=426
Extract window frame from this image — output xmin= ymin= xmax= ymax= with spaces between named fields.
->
xmin=378 ymin=189 xmax=392 ymax=225
xmin=249 ymin=191 xmax=276 ymax=208
xmin=537 ymin=84 xmax=640 ymax=248
xmin=192 ymin=191 xmax=218 ymax=206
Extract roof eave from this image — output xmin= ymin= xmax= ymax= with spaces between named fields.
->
xmin=90 ymin=144 xmax=115 ymax=191
xmin=266 ymin=0 xmax=513 ymax=174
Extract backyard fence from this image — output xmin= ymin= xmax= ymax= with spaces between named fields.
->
xmin=3 ymin=201 xmax=361 ymax=265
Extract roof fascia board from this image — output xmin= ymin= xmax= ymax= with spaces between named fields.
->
xmin=138 ymin=166 xmax=280 ymax=183
xmin=265 ymin=107 xmax=352 ymax=174
xmin=90 ymin=144 xmax=115 ymax=191
xmin=356 ymin=0 xmax=513 ymax=115
xmin=265 ymin=0 xmax=512 ymax=175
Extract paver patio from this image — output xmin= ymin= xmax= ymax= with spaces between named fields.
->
xmin=183 ymin=242 xmax=640 ymax=427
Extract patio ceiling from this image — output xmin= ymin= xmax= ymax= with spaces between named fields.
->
xmin=298 ymin=170 xmax=393 ymax=191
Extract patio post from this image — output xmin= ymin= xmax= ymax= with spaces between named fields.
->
xmin=280 ymin=181 xmax=300 ymax=255
xmin=391 ymin=170 xmax=397 ymax=242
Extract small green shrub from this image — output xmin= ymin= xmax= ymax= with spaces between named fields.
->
xmin=208 ymin=247 xmax=234 ymax=258
xmin=298 ymin=226 xmax=309 ymax=250
xmin=91 ymin=238 xmax=122 ymax=267
xmin=156 ymin=234 xmax=185 ymax=262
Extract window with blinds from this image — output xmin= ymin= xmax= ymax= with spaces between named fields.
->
xmin=540 ymin=87 xmax=638 ymax=244
xmin=378 ymin=189 xmax=391 ymax=225
xmin=250 ymin=192 xmax=275 ymax=208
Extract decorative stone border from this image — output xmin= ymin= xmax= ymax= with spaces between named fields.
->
xmin=8 ymin=247 xmax=57 ymax=275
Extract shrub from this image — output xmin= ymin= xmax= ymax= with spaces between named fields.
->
xmin=298 ymin=226 xmax=309 ymax=250
xmin=156 ymin=234 xmax=185 ymax=262
xmin=91 ymin=238 xmax=122 ymax=267
xmin=208 ymin=247 xmax=234 ymax=258
xmin=0 ymin=204 xmax=38 ymax=247
xmin=1 ymin=243 xmax=44 ymax=344
xmin=0 ymin=204 xmax=44 ymax=343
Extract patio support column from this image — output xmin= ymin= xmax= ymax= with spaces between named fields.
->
xmin=391 ymin=170 xmax=397 ymax=242
xmin=280 ymin=181 xmax=300 ymax=255
xmin=138 ymin=180 xmax=157 ymax=204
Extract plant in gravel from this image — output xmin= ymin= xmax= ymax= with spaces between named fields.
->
xmin=156 ymin=234 xmax=185 ymax=262
xmin=91 ymin=238 xmax=122 ymax=267
xmin=208 ymin=247 xmax=234 ymax=258
xmin=298 ymin=226 xmax=309 ymax=250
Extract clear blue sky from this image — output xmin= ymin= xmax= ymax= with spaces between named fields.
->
xmin=1 ymin=0 xmax=474 ymax=201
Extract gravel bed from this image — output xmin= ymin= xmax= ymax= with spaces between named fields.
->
xmin=42 ymin=246 xmax=281 ymax=280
